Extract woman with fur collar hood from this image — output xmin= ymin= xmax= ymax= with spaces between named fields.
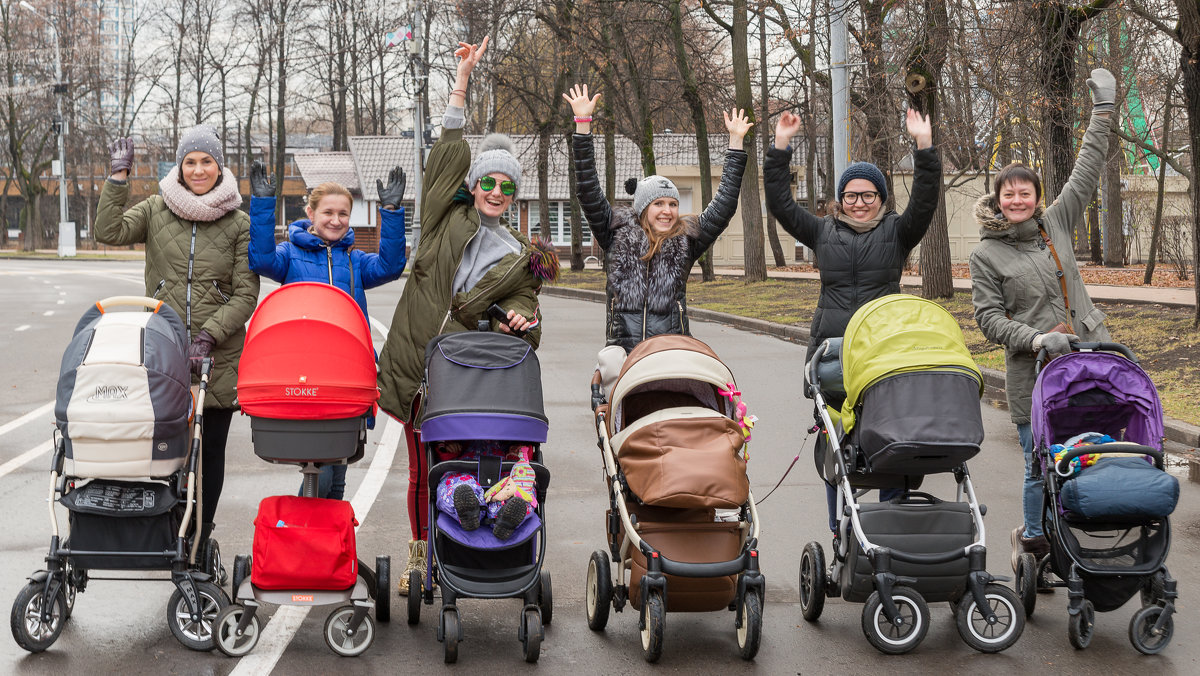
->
xmin=564 ymin=83 xmax=751 ymax=352
xmin=968 ymin=68 xmax=1116 ymax=569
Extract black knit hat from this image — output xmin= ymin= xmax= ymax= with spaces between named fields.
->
xmin=836 ymin=162 xmax=887 ymax=202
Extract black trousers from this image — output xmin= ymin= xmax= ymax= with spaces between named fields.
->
xmin=200 ymin=406 xmax=235 ymax=528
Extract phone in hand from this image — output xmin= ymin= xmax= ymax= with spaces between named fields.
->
xmin=487 ymin=303 xmax=526 ymax=337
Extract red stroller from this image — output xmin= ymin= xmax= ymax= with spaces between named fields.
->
xmin=213 ymin=283 xmax=390 ymax=657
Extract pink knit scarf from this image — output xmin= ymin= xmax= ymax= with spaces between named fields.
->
xmin=159 ymin=167 xmax=243 ymax=222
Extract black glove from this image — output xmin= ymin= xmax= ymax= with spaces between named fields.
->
xmin=188 ymin=330 xmax=216 ymax=376
xmin=376 ymin=166 xmax=407 ymax=210
xmin=1086 ymin=68 xmax=1117 ymax=114
xmin=250 ymin=160 xmax=276 ymax=198
xmin=109 ymin=137 xmax=134 ymax=175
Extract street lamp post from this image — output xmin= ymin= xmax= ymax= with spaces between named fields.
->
xmin=19 ymin=1 xmax=73 ymax=256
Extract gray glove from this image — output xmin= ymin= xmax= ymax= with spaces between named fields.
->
xmin=109 ymin=137 xmax=134 ymax=175
xmin=1086 ymin=68 xmax=1117 ymax=114
xmin=1032 ymin=331 xmax=1077 ymax=356
xmin=250 ymin=160 xmax=275 ymax=198
xmin=376 ymin=166 xmax=407 ymax=210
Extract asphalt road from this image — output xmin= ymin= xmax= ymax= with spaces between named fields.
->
xmin=1 ymin=259 xmax=1196 ymax=674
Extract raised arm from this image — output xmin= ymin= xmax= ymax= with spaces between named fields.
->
xmin=895 ymin=109 xmax=942 ymax=250
xmin=421 ymin=37 xmax=489 ymax=232
xmin=247 ymin=161 xmax=290 ymax=282
xmin=360 ymin=166 xmax=409 ymax=288
xmin=763 ymin=112 xmax=821 ymax=248
xmin=1043 ymin=69 xmax=1115 ymax=242
xmin=564 ymin=84 xmax=614 ymax=248
xmin=691 ymin=108 xmax=751 ymax=256
xmin=94 ymin=137 xmax=149 ymax=245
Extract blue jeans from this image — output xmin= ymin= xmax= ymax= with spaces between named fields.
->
xmin=825 ymin=483 xmax=904 ymax=533
xmin=298 ymin=464 xmax=347 ymax=500
xmin=1018 ymin=422 xmax=1043 ymax=538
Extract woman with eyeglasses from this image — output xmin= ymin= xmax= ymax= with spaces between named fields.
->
xmin=376 ymin=36 xmax=556 ymax=595
xmin=763 ymin=107 xmax=941 ymax=532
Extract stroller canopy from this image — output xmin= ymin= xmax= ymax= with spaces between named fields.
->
xmin=840 ymin=295 xmax=982 ymax=432
xmin=609 ymin=335 xmax=737 ymax=436
xmin=1031 ymin=351 xmax=1164 ymax=449
xmin=238 ymin=283 xmax=378 ymax=419
xmin=420 ymin=332 xmax=547 ymax=443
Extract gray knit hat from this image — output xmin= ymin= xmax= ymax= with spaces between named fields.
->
xmin=836 ymin=162 xmax=887 ymax=202
xmin=627 ymin=175 xmax=680 ymax=217
xmin=176 ymin=125 xmax=225 ymax=169
xmin=467 ymin=133 xmax=521 ymax=193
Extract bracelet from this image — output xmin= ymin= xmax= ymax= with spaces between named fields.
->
xmin=573 ymin=116 xmax=593 ymax=123
xmin=451 ymin=88 xmax=466 ymax=96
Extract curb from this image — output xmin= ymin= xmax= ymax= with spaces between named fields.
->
xmin=541 ymin=285 xmax=1199 ymax=458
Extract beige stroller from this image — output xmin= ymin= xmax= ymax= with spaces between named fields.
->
xmin=588 ymin=335 xmax=764 ymax=662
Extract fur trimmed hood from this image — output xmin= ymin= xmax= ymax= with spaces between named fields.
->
xmin=606 ymin=206 xmax=696 ymax=314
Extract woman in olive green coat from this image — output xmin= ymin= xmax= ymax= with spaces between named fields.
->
xmin=95 ymin=126 xmax=259 ymax=550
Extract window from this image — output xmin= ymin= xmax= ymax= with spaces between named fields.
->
xmin=527 ymin=201 xmax=591 ymax=246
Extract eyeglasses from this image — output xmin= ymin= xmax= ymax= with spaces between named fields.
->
xmin=842 ymin=191 xmax=878 ymax=205
xmin=478 ymin=176 xmax=516 ymax=196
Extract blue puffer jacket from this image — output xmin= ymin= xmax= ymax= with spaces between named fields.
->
xmin=249 ymin=195 xmax=407 ymax=319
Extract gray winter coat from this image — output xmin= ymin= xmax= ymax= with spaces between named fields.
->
xmin=968 ymin=113 xmax=1113 ymax=424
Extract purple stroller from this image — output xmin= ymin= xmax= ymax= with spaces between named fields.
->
xmin=406 ymin=330 xmax=551 ymax=664
xmin=1019 ymin=342 xmax=1179 ymax=654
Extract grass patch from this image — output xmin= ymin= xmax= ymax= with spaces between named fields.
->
xmin=552 ymin=270 xmax=1200 ymax=426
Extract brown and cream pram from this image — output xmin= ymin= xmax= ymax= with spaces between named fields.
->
xmin=587 ymin=335 xmax=764 ymax=663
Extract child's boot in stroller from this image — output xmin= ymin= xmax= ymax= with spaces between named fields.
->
xmin=454 ymin=484 xmax=482 ymax=531
xmin=493 ymin=497 xmax=528 ymax=540
xmin=397 ymin=539 xmax=427 ymax=596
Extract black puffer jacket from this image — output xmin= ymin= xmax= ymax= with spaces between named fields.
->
xmin=573 ymin=133 xmax=747 ymax=351
xmin=763 ymin=145 xmax=942 ymax=363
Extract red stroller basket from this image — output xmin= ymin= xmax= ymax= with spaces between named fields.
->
xmin=238 ymin=283 xmax=378 ymax=463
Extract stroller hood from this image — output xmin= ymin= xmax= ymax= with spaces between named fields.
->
xmin=839 ymin=295 xmax=982 ymax=432
xmin=238 ymin=282 xmax=378 ymax=419
xmin=1031 ymin=351 xmax=1163 ymax=449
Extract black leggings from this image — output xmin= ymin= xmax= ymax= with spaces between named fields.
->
xmin=200 ymin=407 xmax=235 ymax=527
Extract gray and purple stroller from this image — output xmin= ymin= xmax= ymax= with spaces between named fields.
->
xmin=407 ymin=330 xmax=551 ymax=664
xmin=1020 ymin=342 xmax=1180 ymax=653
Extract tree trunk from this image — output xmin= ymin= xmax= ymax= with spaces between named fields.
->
xmin=1087 ymin=197 xmax=1101 ymax=263
xmin=732 ymin=0 xmax=766 ymax=282
xmin=670 ymin=0 xmax=716 ymax=280
xmin=1144 ymin=74 xmax=1176 ymax=283
xmin=566 ymin=131 xmax=584 ymax=270
xmin=537 ymin=126 xmax=551 ymax=241
xmin=760 ymin=11 xmax=785 ymax=267
xmin=1179 ymin=0 xmax=1200 ymax=325
xmin=861 ymin=1 xmax=895 ymax=209
xmin=1102 ymin=115 xmax=1123 ymax=267
xmin=910 ymin=0 xmax=953 ymax=299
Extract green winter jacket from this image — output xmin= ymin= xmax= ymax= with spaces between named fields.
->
xmin=94 ymin=180 xmax=260 ymax=409
xmin=377 ymin=127 xmax=544 ymax=423
xmin=969 ymin=113 xmax=1112 ymax=424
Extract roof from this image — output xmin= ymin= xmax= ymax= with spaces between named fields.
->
xmin=293 ymin=152 xmax=360 ymax=193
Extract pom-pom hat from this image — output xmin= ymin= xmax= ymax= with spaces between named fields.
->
xmin=626 ymin=175 xmax=681 ymax=217
xmin=468 ymin=133 xmax=522 ymax=194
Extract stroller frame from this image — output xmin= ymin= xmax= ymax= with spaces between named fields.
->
xmin=1017 ymin=341 xmax=1179 ymax=654
xmin=802 ymin=339 xmax=1023 ymax=655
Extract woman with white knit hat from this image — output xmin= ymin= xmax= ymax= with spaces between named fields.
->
xmin=377 ymin=37 xmax=557 ymax=595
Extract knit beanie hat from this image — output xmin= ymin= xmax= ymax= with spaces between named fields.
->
xmin=176 ymin=125 xmax=225 ymax=169
xmin=467 ymin=133 xmax=522 ymax=193
xmin=836 ymin=162 xmax=887 ymax=202
xmin=626 ymin=175 xmax=680 ymax=217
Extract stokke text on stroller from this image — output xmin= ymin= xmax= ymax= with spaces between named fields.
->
xmin=1018 ymin=341 xmax=1180 ymax=654
xmin=801 ymin=295 xmax=1024 ymax=654
xmin=12 ymin=296 xmax=228 ymax=653
xmin=213 ymin=283 xmax=390 ymax=658
xmin=407 ymin=325 xmax=552 ymax=664
xmin=588 ymin=335 xmax=765 ymax=663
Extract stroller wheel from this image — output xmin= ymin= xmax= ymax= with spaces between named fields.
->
xmin=10 ymin=581 xmax=68 ymax=653
xmin=407 ymin=570 xmax=422 ymax=625
xmin=1016 ymin=553 xmax=1038 ymax=617
xmin=521 ymin=607 xmax=543 ymax=663
xmin=1129 ymin=605 xmax=1174 ymax=654
xmin=1067 ymin=599 xmax=1095 ymax=650
xmin=213 ymin=604 xmax=259 ymax=657
xmin=1140 ymin=571 xmax=1167 ymax=607
xmin=640 ymin=589 xmax=666 ymax=663
xmin=166 ymin=581 xmax=227 ymax=651
xmin=955 ymin=584 xmax=1024 ymax=653
xmin=861 ymin=585 xmax=929 ymax=655
xmin=440 ymin=608 xmax=462 ymax=664
xmin=202 ymin=538 xmax=226 ymax=587
xmin=374 ymin=556 xmax=391 ymax=623
xmin=324 ymin=605 xmax=375 ymax=657
xmin=736 ymin=589 xmax=763 ymax=660
xmin=799 ymin=542 xmax=826 ymax=622
xmin=1036 ymin=556 xmax=1056 ymax=592
xmin=585 ymin=550 xmax=613 ymax=631
xmin=231 ymin=555 xmax=251 ymax=597
xmin=538 ymin=571 xmax=553 ymax=626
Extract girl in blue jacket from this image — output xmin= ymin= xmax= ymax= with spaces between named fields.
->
xmin=248 ymin=162 xmax=408 ymax=499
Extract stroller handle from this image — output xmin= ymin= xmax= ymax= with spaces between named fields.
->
xmin=96 ymin=295 xmax=167 ymax=314
xmin=1035 ymin=341 xmax=1138 ymax=373
xmin=1053 ymin=442 xmax=1163 ymax=475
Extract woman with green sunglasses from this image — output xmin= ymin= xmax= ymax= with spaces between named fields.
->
xmin=377 ymin=36 xmax=558 ymax=596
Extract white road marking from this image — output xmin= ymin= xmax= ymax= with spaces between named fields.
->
xmin=43 ymin=311 xmax=54 ymax=316
xmin=229 ymin=415 xmax=402 ymax=675
xmin=0 ymin=440 xmax=53 ymax=480
xmin=57 ymin=300 xmax=65 ymax=305
xmin=15 ymin=325 xmax=29 ymax=332
xmin=0 ymin=401 xmax=54 ymax=438
xmin=369 ymin=316 xmax=388 ymax=338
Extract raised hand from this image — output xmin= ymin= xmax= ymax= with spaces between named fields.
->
xmin=249 ymin=160 xmax=275 ymax=198
xmin=773 ymin=111 xmax=802 ymax=150
xmin=377 ymin=166 xmax=407 ymax=210
xmin=1086 ymin=67 xmax=1116 ymax=114
xmin=905 ymin=108 xmax=933 ymax=149
xmin=109 ymin=137 xmax=134 ymax=178
xmin=724 ymin=107 xmax=753 ymax=151
xmin=562 ymin=84 xmax=600 ymax=118
xmin=454 ymin=37 xmax=489 ymax=80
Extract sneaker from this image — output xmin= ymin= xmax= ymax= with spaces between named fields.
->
xmin=454 ymin=484 xmax=481 ymax=531
xmin=1010 ymin=526 xmax=1050 ymax=572
xmin=492 ymin=497 xmax=528 ymax=540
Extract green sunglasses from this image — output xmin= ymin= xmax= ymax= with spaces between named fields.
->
xmin=478 ymin=176 xmax=516 ymax=196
